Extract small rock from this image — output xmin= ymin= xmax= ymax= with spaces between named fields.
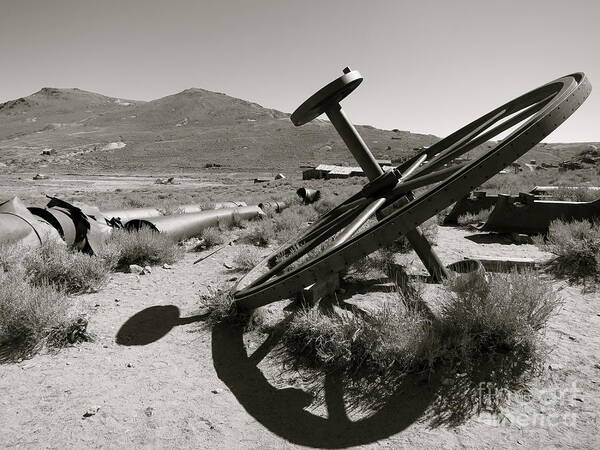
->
xmin=126 ymin=363 xmax=133 ymax=368
xmin=144 ymin=406 xmax=154 ymax=417
xmin=83 ymin=407 xmax=99 ymax=418
xmin=114 ymin=298 xmax=120 ymax=303
xmin=568 ymin=336 xmax=577 ymax=341
xmin=227 ymin=277 xmax=238 ymax=282
xmin=223 ymin=263 xmax=233 ymax=269
xmin=162 ymin=263 xmax=172 ymax=270
xmin=129 ymin=264 xmax=144 ymax=274
xmin=94 ymin=304 xmax=100 ymax=308
xmin=574 ymin=397 xmax=584 ymax=402
xmin=144 ymin=266 xmax=152 ymax=274
xmin=211 ymin=389 xmax=223 ymax=394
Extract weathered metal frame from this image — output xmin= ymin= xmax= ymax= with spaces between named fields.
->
xmin=232 ymin=71 xmax=591 ymax=310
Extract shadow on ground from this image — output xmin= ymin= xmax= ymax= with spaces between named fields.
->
xmin=211 ymin=318 xmax=437 ymax=448
xmin=464 ymin=232 xmax=533 ymax=245
xmin=115 ymin=293 xmax=540 ymax=446
xmin=116 ymin=305 xmax=207 ymax=346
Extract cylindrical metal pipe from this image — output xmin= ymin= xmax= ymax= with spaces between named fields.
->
xmin=125 ymin=206 xmax=265 ymax=241
xmin=325 ymin=105 xmax=384 ymax=181
xmin=102 ymin=207 xmax=162 ymax=223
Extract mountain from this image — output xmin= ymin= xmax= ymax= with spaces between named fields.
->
xmin=0 ymin=87 xmax=594 ymax=174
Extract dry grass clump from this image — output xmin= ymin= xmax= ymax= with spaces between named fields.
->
xmin=232 ymin=248 xmax=263 ymax=272
xmin=0 ymin=245 xmax=91 ymax=360
xmin=198 ymin=287 xmax=263 ymax=330
xmin=23 ymin=241 xmax=111 ymax=294
xmin=199 ymin=226 xmax=226 ymax=248
xmin=535 ymin=219 xmax=600 ymax=281
xmin=265 ymin=269 xmax=559 ymax=418
xmin=239 ymin=219 xmax=275 ymax=247
xmin=241 ymin=205 xmax=313 ymax=247
xmin=456 ymin=207 xmax=493 ymax=226
xmin=276 ymin=300 xmax=433 ymax=375
xmin=437 ymin=271 xmax=560 ymax=367
xmin=550 ymin=187 xmax=600 ymax=202
xmin=100 ymin=228 xmax=183 ymax=270
xmin=0 ymin=271 xmax=75 ymax=357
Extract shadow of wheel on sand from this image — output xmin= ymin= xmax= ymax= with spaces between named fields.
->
xmin=211 ymin=318 xmax=438 ymax=448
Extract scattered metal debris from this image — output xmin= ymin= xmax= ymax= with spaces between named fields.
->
xmin=0 ymin=197 xmax=62 ymax=247
xmin=29 ymin=196 xmax=112 ymax=254
xmin=212 ymin=201 xmax=247 ymax=209
xmin=102 ymin=207 xmax=162 ymax=224
xmin=296 ymin=187 xmax=321 ymax=204
xmin=477 ymin=193 xmax=600 ymax=234
xmin=125 ymin=206 xmax=265 ymax=241
xmin=258 ymin=201 xmax=288 ymax=214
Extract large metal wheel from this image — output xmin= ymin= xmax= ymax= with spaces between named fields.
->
xmin=232 ymin=72 xmax=591 ymax=310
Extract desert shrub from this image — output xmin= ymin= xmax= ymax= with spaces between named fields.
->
xmin=277 ymin=300 xmax=433 ymax=375
xmin=200 ymin=226 xmax=226 ymax=248
xmin=550 ymin=187 xmax=600 ymax=202
xmin=240 ymin=205 xmax=312 ymax=247
xmin=100 ymin=228 xmax=183 ymax=270
xmin=232 ymin=248 xmax=262 ymax=272
xmin=266 ymin=269 xmax=559 ymax=419
xmin=22 ymin=241 xmax=111 ymax=294
xmin=438 ymin=270 xmax=561 ymax=363
xmin=457 ymin=207 xmax=493 ymax=226
xmin=272 ymin=206 xmax=311 ymax=240
xmin=535 ymin=219 xmax=600 ymax=281
xmin=198 ymin=287 xmax=262 ymax=330
xmin=0 ymin=270 xmax=75 ymax=357
xmin=239 ymin=219 xmax=276 ymax=247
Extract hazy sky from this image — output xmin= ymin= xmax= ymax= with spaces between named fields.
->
xmin=1 ymin=0 xmax=598 ymax=142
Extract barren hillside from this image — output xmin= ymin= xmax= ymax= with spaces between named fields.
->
xmin=0 ymin=87 xmax=597 ymax=174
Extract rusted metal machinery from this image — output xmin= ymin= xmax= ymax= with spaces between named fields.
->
xmin=29 ymin=197 xmax=112 ymax=254
xmin=258 ymin=201 xmax=288 ymax=214
xmin=124 ymin=206 xmax=265 ymax=241
xmin=232 ymin=68 xmax=591 ymax=310
xmin=443 ymin=191 xmax=505 ymax=224
xmin=478 ymin=193 xmax=600 ymax=234
xmin=101 ymin=207 xmax=163 ymax=224
xmin=0 ymin=197 xmax=62 ymax=247
xmin=296 ymin=187 xmax=321 ymax=204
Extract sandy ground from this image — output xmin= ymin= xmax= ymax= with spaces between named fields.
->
xmin=0 ymin=173 xmax=225 ymax=197
xmin=1 ymin=227 xmax=599 ymax=449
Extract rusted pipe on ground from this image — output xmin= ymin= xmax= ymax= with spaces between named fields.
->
xmin=0 ymin=197 xmax=62 ymax=247
xmin=296 ymin=188 xmax=321 ymax=204
xmin=125 ymin=206 xmax=265 ymax=241
xmin=101 ymin=207 xmax=162 ymax=224
xmin=212 ymin=201 xmax=248 ymax=209
xmin=258 ymin=201 xmax=288 ymax=214
xmin=29 ymin=197 xmax=112 ymax=254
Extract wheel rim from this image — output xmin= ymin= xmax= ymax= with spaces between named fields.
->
xmin=233 ymin=73 xmax=591 ymax=310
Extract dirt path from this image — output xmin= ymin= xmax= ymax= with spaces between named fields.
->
xmin=1 ymin=230 xmax=599 ymax=448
